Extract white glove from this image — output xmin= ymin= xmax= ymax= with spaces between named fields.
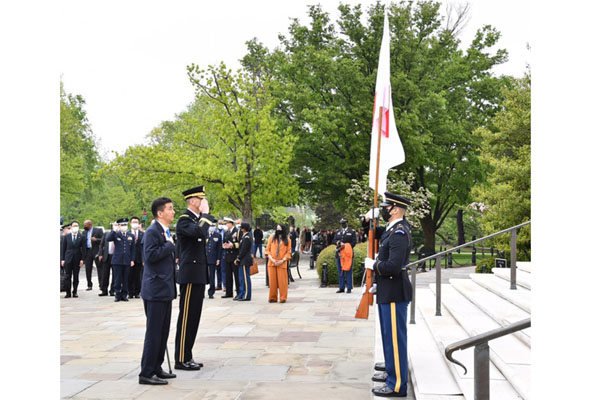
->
xmin=364 ymin=257 xmax=376 ymax=270
xmin=364 ymin=208 xmax=380 ymax=220
xmin=369 ymin=283 xmax=377 ymax=294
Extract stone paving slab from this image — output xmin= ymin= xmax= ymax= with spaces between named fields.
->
xmin=60 ymin=254 xmax=410 ymax=399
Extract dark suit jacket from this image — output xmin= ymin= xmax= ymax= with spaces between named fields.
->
xmin=130 ymin=229 xmax=144 ymax=263
xmin=82 ymin=226 xmax=103 ymax=258
xmin=236 ymin=231 xmax=253 ymax=267
xmin=175 ymin=209 xmax=215 ymax=285
xmin=224 ymin=227 xmax=240 ymax=262
xmin=61 ymin=232 xmax=87 ymax=264
xmin=141 ymin=222 xmax=176 ymax=302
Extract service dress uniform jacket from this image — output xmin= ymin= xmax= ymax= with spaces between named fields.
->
xmin=372 ymin=217 xmax=413 ymax=395
xmin=139 ymin=221 xmax=176 ymax=379
xmin=206 ymin=231 xmax=222 ymax=265
xmin=174 ymin=209 xmax=215 ymax=365
xmin=106 ymin=230 xmax=136 ymax=300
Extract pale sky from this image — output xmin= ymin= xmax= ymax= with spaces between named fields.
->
xmin=60 ymin=0 xmax=530 ymax=158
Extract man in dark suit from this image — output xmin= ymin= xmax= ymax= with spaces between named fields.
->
xmin=139 ymin=197 xmax=177 ymax=385
xmin=61 ymin=221 xmax=87 ymax=298
xmin=253 ymin=225 xmax=263 ymax=258
xmin=234 ymin=222 xmax=253 ymax=301
xmin=83 ymin=220 xmax=103 ymax=291
xmin=205 ymin=226 xmax=222 ymax=299
xmin=333 ymin=217 xmax=358 ymax=294
xmin=128 ymin=216 xmax=144 ymax=299
xmin=174 ymin=185 xmax=215 ymax=371
xmin=222 ymin=217 xmax=240 ymax=298
xmin=106 ymin=218 xmax=136 ymax=302
xmin=97 ymin=223 xmax=117 ymax=296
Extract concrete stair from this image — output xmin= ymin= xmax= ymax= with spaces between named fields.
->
xmin=403 ymin=265 xmax=531 ymax=400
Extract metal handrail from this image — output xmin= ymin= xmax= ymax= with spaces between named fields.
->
xmin=409 ymin=221 xmax=530 ymax=323
xmin=444 ymin=318 xmax=531 ymax=400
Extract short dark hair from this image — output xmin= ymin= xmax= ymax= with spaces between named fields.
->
xmin=71 ymin=220 xmax=79 ymax=226
xmin=151 ymin=197 xmax=172 ymax=217
xmin=130 ymin=216 xmax=140 ymax=223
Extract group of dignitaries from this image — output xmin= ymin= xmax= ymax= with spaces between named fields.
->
xmin=61 ymin=184 xmax=414 ymax=396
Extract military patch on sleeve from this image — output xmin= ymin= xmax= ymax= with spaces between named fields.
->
xmin=394 ymin=228 xmax=406 ymax=235
xmin=179 ymin=214 xmax=190 ymax=219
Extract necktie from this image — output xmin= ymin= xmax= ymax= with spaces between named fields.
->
xmin=166 ymin=229 xmax=171 ymax=238
xmin=72 ymin=234 xmax=76 ymax=245
xmin=87 ymin=231 xmax=91 ymax=248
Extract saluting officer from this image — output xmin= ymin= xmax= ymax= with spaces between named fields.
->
xmin=234 ymin=222 xmax=253 ymax=301
xmin=333 ymin=217 xmax=357 ymax=293
xmin=174 ymin=185 xmax=216 ymax=371
xmin=106 ymin=218 xmax=136 ymax=302
xmin=364 ymin=192 xmax=412 ymax=398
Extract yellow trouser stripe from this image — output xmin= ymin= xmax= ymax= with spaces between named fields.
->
xmin=243 ymin=266 xmax=249 ymax=300
xmin=180 ymin=284 xmax=191 ymax=362
xmin=391 ymin=302 xmax=401 ymax=392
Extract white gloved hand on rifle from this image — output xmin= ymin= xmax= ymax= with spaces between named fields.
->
xmin=364 ymin=257 xmax=376 ymax=270
xmin=364 ymin=208 xmax=379 ymax=220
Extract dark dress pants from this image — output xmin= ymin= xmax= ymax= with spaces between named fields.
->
xmin=140 ymin=300 xmax=172 ymax=378
xmin=208 ymin=264 xmax=217 ymax=296
xmin=225 ymin=260 xmax=240 ymax=297
xmin=64 ymin=259 xmax=81 ymax=295
xmin=175 ymin=283 xmax=205 ymax=363
xmin=100 ymin=255 xmax=113 ymax=293
xmin=84 ymin=251 xmax=95 ymax=288
xmin=128 ymin=261 xmax=143 ymax=296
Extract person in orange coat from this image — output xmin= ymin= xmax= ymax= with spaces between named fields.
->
xmin=265 ymin=224 xmax=292 ymax=303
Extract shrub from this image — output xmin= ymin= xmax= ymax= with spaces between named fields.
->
xmin=316 ymin=242 xmax=368 ymax=286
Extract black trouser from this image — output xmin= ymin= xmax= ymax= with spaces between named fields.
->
xmin=140 ymin=300 xmax=172 ymax=378
xmin=225 ymin=260 xmax=240 ymax=297
xmin=207 ymin=264 xmax=217 ymax=296
xmin=128 ymin=261 xmax=143 ymax=296
xmin=175 ymin=283 xmax=205 ymax=363
xmin=84 ymin=250 xmax=95 ymax=288
xmin=64 ymin=259 xmax=81 ymax=295
xmin=100 ymin=255 xmax=113 ymax=293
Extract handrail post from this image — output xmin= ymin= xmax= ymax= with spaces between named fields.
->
xmin=435 ymin=255 xmax=442 ymax=316
xmin=474 ymin=342 xmax=490 ymax=400
xmin=410 ymin=263 xmax=416 ymax=324
xmin=510 ymin=229 xmax=517 ymax=290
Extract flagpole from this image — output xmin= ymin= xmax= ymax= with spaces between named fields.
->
xmin=356 ymin=106 xmax=384 ymax=318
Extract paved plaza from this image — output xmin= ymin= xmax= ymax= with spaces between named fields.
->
xmin=61 ymin=254 xmax=474 ymax=399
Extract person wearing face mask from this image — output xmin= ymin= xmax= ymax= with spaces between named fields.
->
xmin=265 ymin=224 xmax=292 ymax=303
xmin=234 ymin=222 xmax=253 ymax=301
xmin=61 ymin=221 xmax=88 ymax=298
xmin=333 ymin=217 xmax=357 ymax=294
xmin=363 ymin=192 xmax=413 ymax=398
xmin=174 ymin=185 xmax=216 ymax=371
xmin=222 ymin=217 xmax=241 ymax=298
xmin=98 ymin=223 xmax=118 ymax=296
xmin=128 ymin=217 xmax=144 ymax=299
xmin=205 ymin=225 xmax=222 ymax=299
xmin=82 ymin=220 xmax=103 ymax=291
xmin=106 ymin=218 xmax=136 ymax=302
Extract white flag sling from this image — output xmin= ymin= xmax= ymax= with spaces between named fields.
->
xmin=368 ymin=11 xmax=405 ymax=194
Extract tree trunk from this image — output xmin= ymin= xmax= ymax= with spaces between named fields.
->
xmin=457 ymin=209 xmax=465 ymax=245
xmin=420 ymin=215 xmax=436 ymax=251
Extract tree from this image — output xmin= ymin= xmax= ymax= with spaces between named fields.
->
xmin=107 ymin=63 xmax=298 ymax=222
xmin=253 ymin=1 xmax=510 ymax=250
xmin=472 ymin=73 xmax=531 ymax=258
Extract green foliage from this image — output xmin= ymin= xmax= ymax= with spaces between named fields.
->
xmin=316 ymin=242 xmax=368 ymax=286
xmin=472 ymin=74 xmax=531 ymax=256
xmin=255 ymin=1 xmax=510 ymax=250
xmin=105 ymin=63 xmax=299 ymax=222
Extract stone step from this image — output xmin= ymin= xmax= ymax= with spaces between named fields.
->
xmin=408 ymin=305 xmax=463 ymax=398
xmin=416 ymin=288 xmax=523 ymax=400
xmin=516 ymin=262 xmax=531 ymax=273
xmin=491 ymin=267 xmax=531 ymax=290
xmin=470 ymin=273 xmax=530 ymax=313
xmin=450 ymin=279 xmax=531 ymax=347
xmin=431 ymin=283 xmax=530 ymax=400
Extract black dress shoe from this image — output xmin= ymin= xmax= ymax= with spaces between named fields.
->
xmin=336 ymin=289 xmax=344 ymax=293
xmin=372 ymin=372 xmax=388 ymax=382
xmin=109 ymin=291 xmax=114 ymax=296
xmin=64 ymin=293 xmax=71 ymax=298
xmin=122 ymin=297 xmax=129 ymax=302
xmin=86 ymin=287 xmax=92 ymax=291
xmin=156 ymin=369 xmax=176 ymax=379
xmin=135 ymin=295 xmax=140 ymax=298
xmin=174 ymin=361 xmax=201 ymax=371
xmin=346 ymin=289 xmax=352 ymax=293
xmin=372 ymin=384 xmax=406 ymax=397
xmin=374 ymin=362 xmax=386 ymax=371
xmin=128 ymin=295 xmax=134 ymax=299
xmin=209 ymin=295 xmax=214 ymax=299
xmin=98 ymin=292 xmax=108 ymax=296
xmin=233 ymin=297 xmax=240 ymax=301
xmin=221 ymin=295 xmax=233 ymax=298
xmin=73 ymin=293 xmax=79 ymax=298
xmin=189 ymin=359 xmax=204 ymax=368
xmin=139 ymin=375 xmax=168 ymax=385
xmin=114 ymin=298 xmax=120 ymax=302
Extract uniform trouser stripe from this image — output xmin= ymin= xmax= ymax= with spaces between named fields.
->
xmin=391 ymin=302 xmax=402 ymax=392
xmin=243 ymin=266 xmax=249 ymax=299
xmin=179 ymin=284 xmax=191 ymax=362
